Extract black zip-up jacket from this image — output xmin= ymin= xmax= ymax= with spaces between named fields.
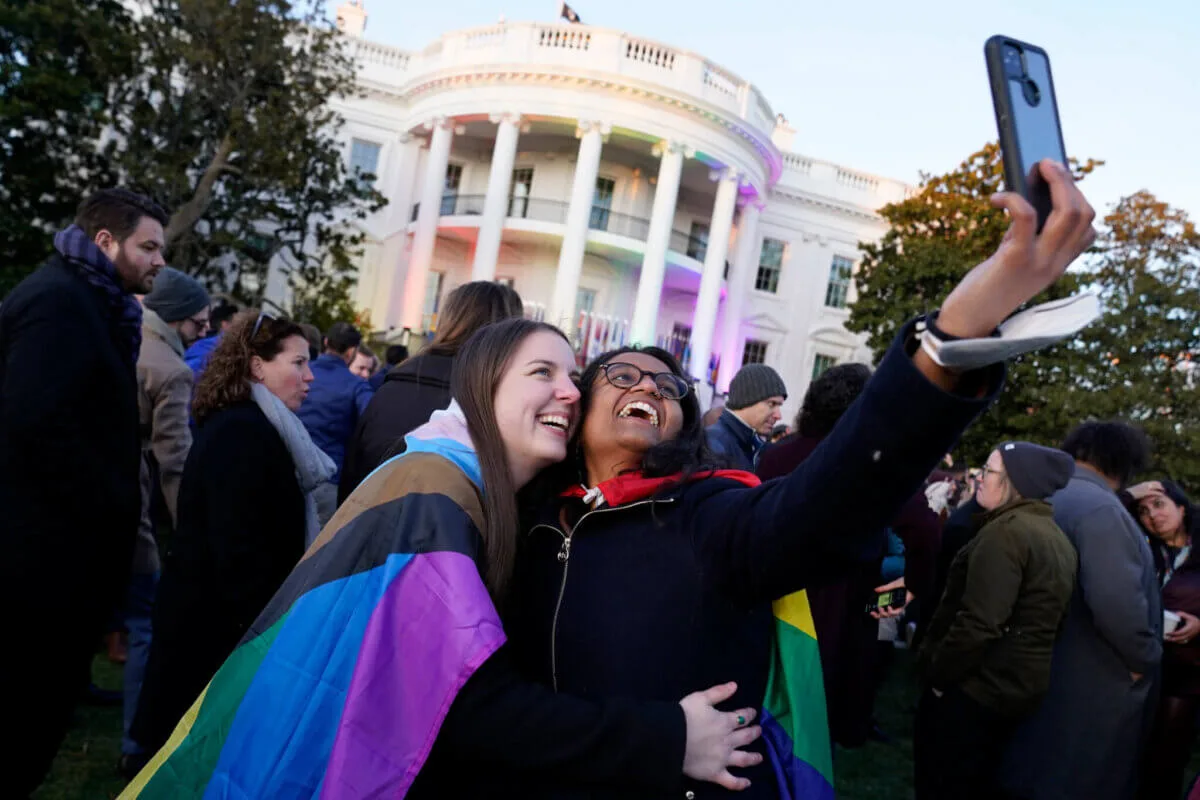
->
xmin=338 ymin=352 xmax=453 ymax=502
xmin=497 ymin=322 xmax=1003 ymax=799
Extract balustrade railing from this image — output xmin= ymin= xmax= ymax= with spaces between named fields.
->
xmin=350 ymin=23 xmax=775 ymax=138
xmin=408 ymin=195 xmax=715 ymax=265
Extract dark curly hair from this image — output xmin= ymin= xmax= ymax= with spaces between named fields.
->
xmin=192 ymin=310 xmax=306 ymax=422
xmin=796 ymin=363 xmax=872 ymax=438
xmin=576 ymin=345 xmax=725 ymax=481
xmin=1061 ymin=420 xmax=1151 ymax=488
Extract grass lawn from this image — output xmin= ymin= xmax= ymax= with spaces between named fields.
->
xmin=34 ymin=658 xmax=128 ymax=800
xmin=32 ymin=648 xmax=1200 ymax=799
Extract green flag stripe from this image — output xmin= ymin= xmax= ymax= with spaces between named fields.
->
xmin=138 ymin=612 xmax=290 ymax=797
xmin=764 ymin=617 xmax=834 ymax=783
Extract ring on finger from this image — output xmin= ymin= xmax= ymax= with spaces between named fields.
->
xmin=736 ymin=715 xmax=746 ymax=727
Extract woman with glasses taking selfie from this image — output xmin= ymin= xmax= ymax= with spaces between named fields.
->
xmin=127 ymin=309 xmax=334 ymax=763
xmin=500 ymin=160 xmax=1098 ymax=799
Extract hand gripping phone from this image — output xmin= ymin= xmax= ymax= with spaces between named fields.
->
xmin=985 ymin=35 xmax=1068 ymax=232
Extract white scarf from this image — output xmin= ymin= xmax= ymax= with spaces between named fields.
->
xmin=249 ymin=382 xmax=336 ymax=546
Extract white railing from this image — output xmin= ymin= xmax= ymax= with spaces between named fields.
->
xmin=835 ymin=167 xmax=879 ymax=193
xmin=537 ymin=26 xmax=591 ymax=50
xmin=464 ymin=25 xmax=507 ymax=50
xmin=351 ymin=23 xmax=776 ymax=140
xmin=348 ymin=38 xmax=411 ymax=71
xmin=624 ymin=37 xmax=676 ymax=70
xmin=783 ymin=153 xmax=813 ymax=175
xmin=702 ymin=62 xmax=739 ymax=99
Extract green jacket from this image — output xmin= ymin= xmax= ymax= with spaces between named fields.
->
xmin=919 ymin=499 xmax=1078 ymax=717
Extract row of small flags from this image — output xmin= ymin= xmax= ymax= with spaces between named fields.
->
xmin=523 ymin=303 xmax=721 ymax=385
xmin=575 ymin=311 xmax=630 ymax=365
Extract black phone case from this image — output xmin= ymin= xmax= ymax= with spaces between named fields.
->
xmin=984 ymin=35 xmax=1067 ymax=231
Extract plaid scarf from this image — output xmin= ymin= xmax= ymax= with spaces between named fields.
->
xmin=53 ymin=224 xmax=143 ymax=363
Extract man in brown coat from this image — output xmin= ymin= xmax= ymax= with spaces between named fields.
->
xmin=121 ymin=267 xmax=210 ymax=774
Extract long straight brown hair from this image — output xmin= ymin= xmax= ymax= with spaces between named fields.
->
xmin=425 ymin=281 xmax=524 ymax=358
xmin=452 ymin=318 xmax=568 ymax=601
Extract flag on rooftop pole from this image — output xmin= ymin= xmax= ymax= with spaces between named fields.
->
xmin=559 ymin=1 xmax=582 ymax=23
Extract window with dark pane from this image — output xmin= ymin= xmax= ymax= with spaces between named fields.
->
xmin=590 ymin=177 xmax=615 ymax=230
xmin=349 ymin=139 xmax=381 ymax=187
xmin=824 ymin=255 xmax=854 ymax=308
xmin=509 ymin=168 xmax=534 ymax=217
xmin=441 ymin=164 xmax=463 ymax=215
xmin=742 ymin=338 xmax=768 ymax=366
xmin=687 ymin=221 xmax=709 ymax=261
xmin=755 ymin=238 xmax=785 ymax=293
xmin=812 ymin=353 xmax=837 ymax=379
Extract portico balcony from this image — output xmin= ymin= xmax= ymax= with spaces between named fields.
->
xmin=410 ymin=193 xmax=716 ymax=274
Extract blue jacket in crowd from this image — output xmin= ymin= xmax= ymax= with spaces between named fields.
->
xmin=184 ymin=334 xmax=221 ymax=383
xmin=297 ymin=353 xmax=373 ymax=481
xmin=705 ymin=408 xmax=764 ymax=471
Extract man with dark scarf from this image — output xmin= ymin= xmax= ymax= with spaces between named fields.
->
xmin=0 ymin=188 xmax=168 ymax=795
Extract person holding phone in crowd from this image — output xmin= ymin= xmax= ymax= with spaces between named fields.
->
xmin=501 ymin=159 xmax=1097 ymax=799
xmin=1126 ymin=480 xmax=1200 ymax=800
xmin=122 ymin=319 xmax=762 ymax=798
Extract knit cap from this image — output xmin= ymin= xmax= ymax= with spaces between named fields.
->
xmin=142 ymin=267 xmax=210 ymax=323
xmin=997 ymin=441 xmax=1074 ymax=501
xmin=727 ymin=364 xmax=787 ymax=410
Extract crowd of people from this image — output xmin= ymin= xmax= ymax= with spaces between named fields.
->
xmin=0 ymin=165 xmax=1194 ymax=800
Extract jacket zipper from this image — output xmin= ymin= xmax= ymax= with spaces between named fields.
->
xmin=532 ymin=498 xmax=672 ymax=692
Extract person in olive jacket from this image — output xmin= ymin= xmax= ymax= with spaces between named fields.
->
xmin=915 ymin=441 xmax=1078 ymax=799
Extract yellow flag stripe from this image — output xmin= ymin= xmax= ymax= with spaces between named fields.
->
xmin=118 ymin=685 xmax=209 ymax=798
xmin=773 ymin=590 xmax=818 ymax=640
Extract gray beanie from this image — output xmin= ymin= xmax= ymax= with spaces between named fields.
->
xmin=143 ymin=267 xmax=211 ymax=323
xmin=997 ymin=441 xmax=1074 ymax=501
xmin=727 ymin=364 xmax=788 ymax=410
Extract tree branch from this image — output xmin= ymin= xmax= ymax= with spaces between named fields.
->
xmin=165 ymin=131 xmax=235 ymax=247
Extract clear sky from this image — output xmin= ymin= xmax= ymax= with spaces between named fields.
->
xmin=341 ymin=0 xmax=1199 ymax=222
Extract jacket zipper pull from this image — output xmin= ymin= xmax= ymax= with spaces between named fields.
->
xmin=557 ymin=537 xmax=571 ymax=564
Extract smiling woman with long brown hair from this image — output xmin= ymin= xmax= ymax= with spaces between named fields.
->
xmin=121 ymin=318 xmax=762 ymax=798
xmin=126 ymin=310 xmax=334 ymax=767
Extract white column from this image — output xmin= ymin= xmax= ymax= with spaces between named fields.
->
xmin=549 ymin=120 xmax=608 ymax=329
xmin=716 ymin=198 xmax=763 ymax=393
xmin=401 ymin=117 xmax=455 ymax=330
xmin=381 ymin=132 xmax=421 ymax=329
xmin=630 ymin=140 xmax=690 ymax=346
xmin=472 ymin=113 xmax=522 ymax=282
xmin=688 ymin=168 xmax=741 ymax=383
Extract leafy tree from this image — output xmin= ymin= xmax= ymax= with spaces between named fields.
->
xmin=1083 ymin=192 xmax=1200 ymax=490
xmin=115 ymin=0 xmax=385 ymax=319
xmin=0 ymin=0 xmax=137 ymax=294
xmin=847 ymin=143 xmax=1103 ymax=463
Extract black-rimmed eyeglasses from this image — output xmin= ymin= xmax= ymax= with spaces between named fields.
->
xmin=599 ymin=362 xmax=690 ymax=401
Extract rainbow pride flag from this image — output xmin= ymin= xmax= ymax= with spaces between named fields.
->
xmin=121 ymin=406 xmax=503 ymax=798
xmin=762 ymin=590 xmax=835 ymax=799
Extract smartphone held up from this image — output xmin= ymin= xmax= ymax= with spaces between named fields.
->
xmin=984 ymin=35 xmax=1068 ymax=232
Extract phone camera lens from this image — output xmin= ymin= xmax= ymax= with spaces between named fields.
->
xmin=1021 ymin=77 xmax=1041 ymax=106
